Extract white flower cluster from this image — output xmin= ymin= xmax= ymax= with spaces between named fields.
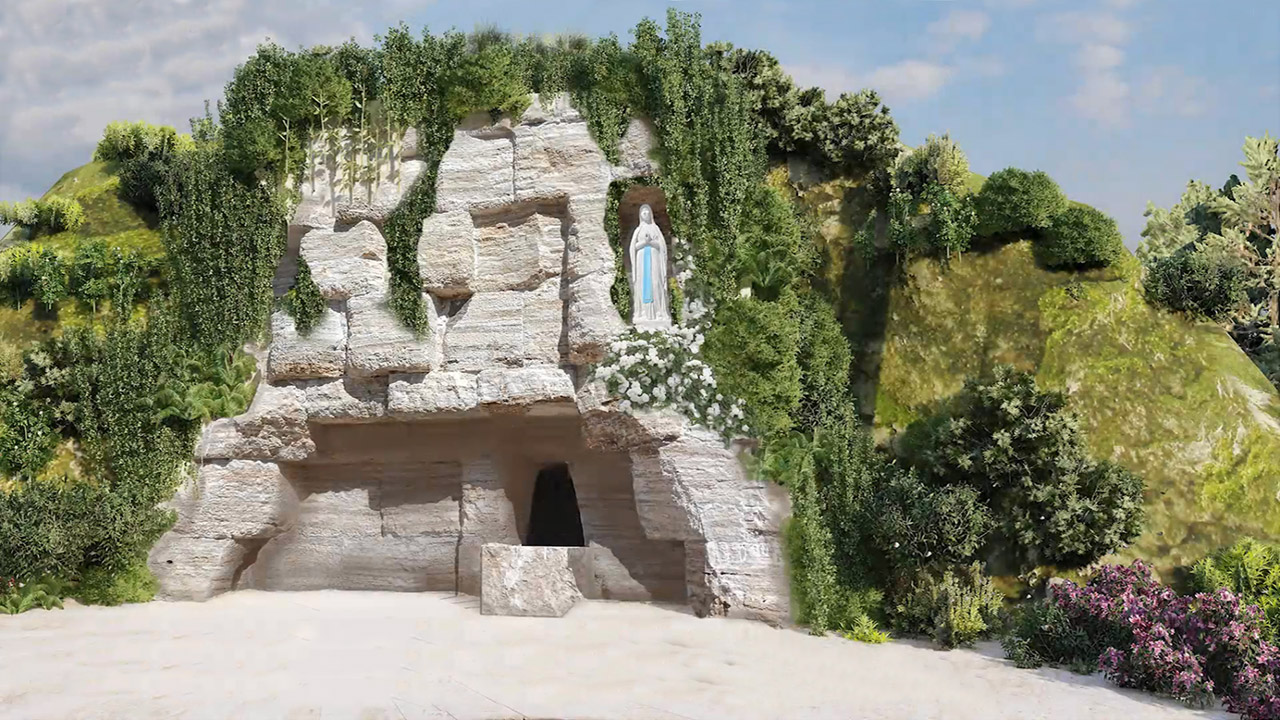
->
xmin=594 ymin=326 xmax=749 ymax=438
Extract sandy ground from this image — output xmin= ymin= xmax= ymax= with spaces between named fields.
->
xmin=0 ymin=590 xmax=1235 ymax=720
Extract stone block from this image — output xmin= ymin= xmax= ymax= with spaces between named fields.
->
xmin=435 ymin=131 xmax=515 ymax=212
xmin=196 ymin=383 xmax=314 ymax=462
xmin=168 ymin=460 xmax=297 ymax=540
xmin=266 ymin=307 xmax=347 ymax=381
xmin=346 ymin=292 xmax=437 ymax=377
xmin=614 ymin=117 xmax=659 ymax=179
xmin=334 ymin=159 xmax=427 ymax=225
xmin=480 ymin=544 xmax=584 ymax=617
xmin=386 ymin=371 xmax=481 ymax=417
xmin=513 ymin=121 xmax=612 ymax=201
xmin=148 ymin=535 xmax=247 ymax=601
xmin=302 ymin=377 xmax=387 ymax=423
xmin=473 ymin=212 xmax=564 ymax=292
xmin=300 ymin=221 xmax=388 ymax=300
xmin=476 ymin=367 xmax=575 ymax=411
xmin=442 ymin=291 xmax=525 ymax=370
xmin=564 ymin=270 xmax=624 ymax=365
xmin=419 ymin=209 xmax=478 ymax=297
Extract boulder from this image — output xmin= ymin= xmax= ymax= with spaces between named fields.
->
xmin=302 ymin=377 xmax=387 ymax=423
xmin=147 ymin=535 xmax=247 ymax=601
xmin=480 ymin=544 xmax=585 ymax=617
xmin=476 ymin=367 xmax=575 ymax=412
xmin=435 ymin=129 xmax=515 ymax=213
xmin=473 ymin=212 xmax=565 ymax=292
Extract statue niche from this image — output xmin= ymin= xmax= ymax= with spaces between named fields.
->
xmin=628 ymin=203 xmax=671 ymax=329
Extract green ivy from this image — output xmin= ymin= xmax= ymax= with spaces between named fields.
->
xmin=284 ymin=256 xmax=326 ymax=334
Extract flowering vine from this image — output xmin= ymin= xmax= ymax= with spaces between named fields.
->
xmin=594 ymin=324 xmax=749 ymax=439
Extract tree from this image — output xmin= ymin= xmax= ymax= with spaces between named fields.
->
xmin=975 ymin=168 xmax=1068 ymax=237
xmin=1038 ymin=201 xmax=1125 ymax=269
xmin=893 ymin=134 xmax=971 ymax=198
xmin=1138 ymin=135 xmax=1280 ymax=384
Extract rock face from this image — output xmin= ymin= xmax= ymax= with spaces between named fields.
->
xmin=152 ymin=94 xmax=788 ymax=625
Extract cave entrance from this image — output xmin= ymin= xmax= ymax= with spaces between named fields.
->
xmin=524 ymin=463 xmax=585 ymax=547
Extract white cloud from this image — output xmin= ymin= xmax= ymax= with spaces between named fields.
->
xmin=0 ymin=0 xmax=380 ymax=203
xmin=927 ymin=10 xmax=991 ymax=51
xmin=955 ymin=55 xmax=1007 ymax=78
xmin=1040 ymin=11 xmax=1131 ymax=46
xmin=1070 ymin=73 xmax=1130 ymax=125
xmin=1136 ymin=66 xmax=1209 ymax=118
xmin=865 ymin=61 xmax=954 ymax=103
xmin=1075 ymin=44 xmax=1124 ymax=72
xmin=787 ymin=60 xmax=954 ymax=105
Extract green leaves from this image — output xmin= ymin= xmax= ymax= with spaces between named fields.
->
xmin=974 ymin=167 xmax=1069 ymax=237
xmin=1036 ymin=201 xmax=1126 ymax=269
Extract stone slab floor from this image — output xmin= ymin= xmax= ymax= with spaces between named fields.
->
xmin=0 ymin=591 xmax=1234 ymax=720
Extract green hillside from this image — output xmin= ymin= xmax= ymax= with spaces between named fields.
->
xmin=798 ymin=175 xmax=1280 ymax=580
xmin=0 ymin=161 xmax=164 ymax=352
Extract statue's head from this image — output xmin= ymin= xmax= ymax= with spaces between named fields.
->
xmin=639 ymin=204 xmax=653 ymax=225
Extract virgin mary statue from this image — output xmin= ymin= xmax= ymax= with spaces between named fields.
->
xmin=628 ymin=204 xmax=671 ymax=329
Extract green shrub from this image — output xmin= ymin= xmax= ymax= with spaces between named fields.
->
xmin=74 ymin=559 xmax=157 ymax=606
xmin=703 ymin=293 xmax=802 ymax=439
xmin=94 ymin=120 xmax=190 ymax=163
xmin=900 ymin=365 xmax=1145 ymax=571
xmin=285 ymin=257 xmax=326 ymax=335
xmin=794 ymin=290 xmax=853 ymax=431
xmin=1143 ymin=245 xmax=1249 ymax=321
xmin=1038 ymin=202 xmax=1125 ymax=269
xmin=1001 ymin=598 xmax=1107 ymax=673
xmin=893 ymin=133 xmax=971 ymax=197
xmin=870 ymin=469 xmax=992 ymax=569
xmin=841 ymin=614 xmax=891 ymax=644
xmin=974 ymin=168 xmax=1068 ymax=236
xmin=888 ymin=563 xmax=1004 ymax=648
xmin=1 ymin=575 xmax=66 ymax=614
xmin=1190 ymin=538 xmax=1280 ymax=640
xmin=0 ymin=196 xmax=85 ymax=234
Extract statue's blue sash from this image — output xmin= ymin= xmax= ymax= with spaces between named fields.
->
xmin=642 ymin=246 xmax=653 ymax=304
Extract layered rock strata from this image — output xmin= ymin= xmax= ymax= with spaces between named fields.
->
xmin=152 ymin=94 xmax=789 ymax=624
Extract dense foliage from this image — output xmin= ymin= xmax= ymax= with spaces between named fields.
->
xmin=898 ymin=365 xmax=1145 ymax=571
xmin=974 ymin=168 xmax=1068 ymax=237
xmin=887 ymin=562 xmax=1004 ymax=649
xmin=1139 ymin=135 xmax=1280 ymax=390
xmin=1004 ymin=561 xmax=1279 ymax=718
xmin=0 ymin=196 xmax=86 ymax=235
xmin=1 ymin=575 xmax=65 ymax=615
xmin=1036 ymin=201 xmax=1126 ymax=269
xmin=1191 ymin=538 xmax=1280 ymax=641
xmin=2 ymin=240 xmax=160 ymax=312
xmin=284 ymin=257 xmax=326 ymax=335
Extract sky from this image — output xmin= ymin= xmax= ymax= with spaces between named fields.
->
xmin=0 ymin=0 xmax=1277 ymax=247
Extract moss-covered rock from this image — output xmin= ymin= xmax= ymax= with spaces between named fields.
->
xmin=799 ymin=177 xmax=1280 ymax=580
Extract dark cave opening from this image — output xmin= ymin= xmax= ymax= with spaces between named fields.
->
xmin=524 ymin=462 xmax=585 ymax=547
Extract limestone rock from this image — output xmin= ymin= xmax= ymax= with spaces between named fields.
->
xmin=564 ymin=270 xmax=624 ymax=365
xmin=266 ymin=308 xmax=347 ymax=381
xmin=473 ymin=212 xmax=565 ymax=292
xmin=418 ymin=210 xmax=478 ymax=297
xmin=346 ymin=292 xmax=437 ymax=377
xmin=435 ymin=129 xmax=515 ymax=213
xmin=443 ymin=279 xmax=564 ymax=370
xmin=147 ymin=535 xmax=247 ymax=601
xmin=519 ymin=93 xmax=584 ymax=125
xmin=300 ymin=221 xmax=388 ymax=300
xmin=168 ymin=460 xmax=297 ymax=540
xmin=386 ymin=371 xmax=481 ymax=417
xmin=577 ymin=380 xmax=686 ymax=452
xmin=615 ymin=117 xmax=659 ymax=179
xmin=563 ymin=196 xmax=615 ymax=280
xmin=399 ymin=127 xmax=419 ymax=160
xmin=302 ymin=377 xmax=387 ymax=422
xmin=476 ymin=367 xmax=575 ymax=412
xmin=480 ymin=544 xmax=584 ymax=617
xmin=458 ymin=457 xmax=522 ymax=595
xmin=197 ymin=383 xmax=314 ymax=462
xmin=334 ymin=159 xmax=428 ymax=225
xmin=514 ymin=120 xmax=612 ymax=201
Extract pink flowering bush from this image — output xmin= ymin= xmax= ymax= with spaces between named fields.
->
xmin=1004 ymin=561 xmax=1279 ymax=718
